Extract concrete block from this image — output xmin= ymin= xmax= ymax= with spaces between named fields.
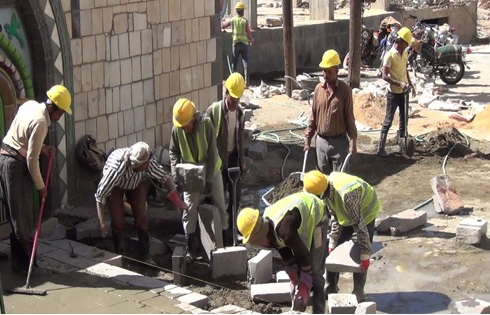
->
xmin=276 ymin=270 xmax=289 ymax=283
xmin=40 ymin=217 xmax=59 ymax=239
xmin=430 ymin=175 xmax=464 ymax=215
xmin=355 ymin=301 xmax=377 ymax=314
xmin=325 ymin=240 xmax=361 ymax=273
xmin=248 ymin=250 xmax=273 ymax=284
xmin=250 ymin=282 xmax=290 ymax=303
xmin=376 ymin=209 xmax=427 ymax=235
xmin=247 ymin=141 xmax=267 ymax=160
xmin=243 ymin=109 xmax=253 ymax=122
xmin=198 ymin=204 xmax=224 ymax=260
xmin=456 ymin=226 xmax=482 ymax=245
xmin=177 ymin=292 xmax=208 ymax=309
xmin=455 ymin=297 xmax=490 ymax=314
xmin=460 ymin=218 xmax=487 ymax=235
xmin=48 ymin=224 xmax=67 ymax=241
xmin=211 ymin=305 xmax=247 ymax=314
xmin=212 ymin=246 xmax=247 ymax=279
xmin=172 ymin=245 xmax=187 ymax=286
xmin=328 ymin=294 xmax=358 ymax=314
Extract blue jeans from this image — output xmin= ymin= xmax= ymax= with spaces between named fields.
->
xmin=382 ymin=91 xmax=408 ymax=136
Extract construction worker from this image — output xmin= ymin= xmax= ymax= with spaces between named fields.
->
xmin=169 ymin=98 xmax=227 ymax=261
xmin=221 ymin=1 xmax=254 ymax=85
xmin=377 ymin=27 xmax=416 ymax=157
xmin=237 ymin=192 xmax=328 ymax=313
xmin=0 ymin=85 xmax=72 ymax=273
xmin=305 ymin=49 xmax=357 ymax=175
xmin=206 ymin=72 xmax=245 ymax=245
xmin=95 ymin=142 xmax=186 ymax=262
xmin=303 ymin=170 xmax=381 ymax=302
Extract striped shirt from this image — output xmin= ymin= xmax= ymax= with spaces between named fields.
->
xmin=95 ymin=148 xmax=170 ymax=205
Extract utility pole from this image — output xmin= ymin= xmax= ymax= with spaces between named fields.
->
xmin=283 ymin=0 xmax=296 ymax=97
xmin=348 ymin=0 xmax=362 ymax=88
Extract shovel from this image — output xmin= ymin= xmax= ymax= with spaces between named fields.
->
xmin=227 ymin=166 xmax=241 ymax=246
xmin=399 ymin=91 xmax=415 ymax=157
xmin=300 ymin=150 xmax=308 ymax=180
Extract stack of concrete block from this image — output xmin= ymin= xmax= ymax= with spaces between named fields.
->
xmin=355 ymin=301 xmax=377 ymax=314
xmin=248 ymin=250 xmax=273 ymax=284
xmin=325 ymin=240 xmax=361 ymax=273
xmin=454 ymin=297 xmax=490 ymax=314
xmin=328 ymin=294 xmax=358 ymax=314
xmin=376 ymin=209 xmax=427 ymax=236
xmin=172 ymin=245 xmax=187 ymax=286
xmin=211 ymin=246 xmax=247 ymax=279
xmin=175 ymin=163 xmax=206 ymax=192
xmin=250 ymin=282 xmax=291 ymax=303
xmin=276 ymin=270 xmax=289 ymax=283
xmin=198 ymin=204 xmax=224 ymax=260
xmin=456 ymin=218 xmax=487 ymax=245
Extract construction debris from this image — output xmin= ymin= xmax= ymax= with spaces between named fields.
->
xmin=251 ymin=81 xmax=286 ymax=98
xmin=376 ymin=209 xmax=427 ymax=235
xmin=430 ymin=175 xmax=464 ymax=215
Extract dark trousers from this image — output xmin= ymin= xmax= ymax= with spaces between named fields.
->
xmin=315 ymin=134 xmax=349 ymax=175
xmin=0 ymin=154 xmax=34 ymax=271
xmin=381 ymin=92 xmax=408 ymax=136
xmin=232 ymin=42 xmax=249 ymax=71
xmin=107 ymin=182 xmax=148 ymax=234
xmin=326 ymin=220 xmax=376 ymax=296
xmin=221 ymin=150 xmax=241 ymax=231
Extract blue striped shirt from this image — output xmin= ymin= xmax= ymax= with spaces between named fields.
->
xmin=95 ymin=148 xmax=169 ymax=205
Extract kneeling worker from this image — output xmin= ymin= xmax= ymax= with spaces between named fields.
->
xmin=237 ymin=192 xmax=328 ymax=313
xmin=303 ymin=170 xmax=380 ymax=302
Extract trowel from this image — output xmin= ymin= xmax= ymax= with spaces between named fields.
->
xmin=399 ymin=92 xmax=415 ymax=158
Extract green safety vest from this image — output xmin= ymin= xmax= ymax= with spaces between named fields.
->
xmin=175 ymin=118 xmax=222 ymax=174
xmin=209 ymin=101 xmax=223 ymax=139
xmin=232 ymin=16 xmax=249 ymax=45
xmin=326 ymin=172 xmax=380 ymax=227
xmin=264 ymin=192 xmax=325 ymax=250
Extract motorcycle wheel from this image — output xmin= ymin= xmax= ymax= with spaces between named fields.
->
xmin=439 ymin=61 xmax=465 ymax=85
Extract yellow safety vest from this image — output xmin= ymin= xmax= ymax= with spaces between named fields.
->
xmin=326 ymin=172 xmax=380 ymax=227
xmin=232 ymin=16 xmax=249 ymax=45
xmin=209 ymin=101 xmax=222 ymax=139
xmin=175 ymin=118 xmax=222 ymax=174
xmin=264 ymin=192 xmax=325 ymax=250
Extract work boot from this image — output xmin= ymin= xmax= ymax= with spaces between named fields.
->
xmin=352 ymin=272 xmax=367 ymax=302
xmin=325 ymin=271 xmax=340 ymax=298
xmin=185 ymin=233 xmax=200 ymax=263
xmin=112 ymin=231 xmax=126 ymax=255
xmin=377 ymin=132 xmax=389 ymax=157
xmin=10 ymin=234 xmax=29 ymax=274
xmin=137 ymin=230 xmax=154 ymax=263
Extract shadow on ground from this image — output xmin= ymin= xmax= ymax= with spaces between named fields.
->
xmin=369 ymin=291 xmax=452 ymax=314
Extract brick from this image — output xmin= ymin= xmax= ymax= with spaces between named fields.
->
xmin=131 ymin=56 xmax=142 ymax=81
xmin=170 ymin=46 xmax=180 ymax=71
xmin=97 ymin=115 xmax=109 ymax=142
xmin=157 ymin=73 xmax=170 ymax=99
xmin=197 ymin=204 xmax=223 ymax=260
xmin=207 ymin=38 xmax=216 ymax=62
xmin=116 ymin=136 xmax=128 ymax=148
xmin=143 ymin=128 xmax=156 ymax=148
xmin=147 ymin=0 xmax=160 ymax=24
xmin=199 ymin=17 xmax=210 ymax=41
xmin=118 ymin=112 xmax=125 ymax=137
xmin=211 ymin=246 xmax=247 ymax=279
xmin=87 ymin=90 xmax=98 ymax=118
xmin=196 ymin=41 xmax=207 ymax=64
xmin=82 ymin=36 xmax=96 ymax=63
xmin=102 ymin=7 xmax=113 ymax=33
xmin=133 ymin=13 xmax=147 ymax=30
xmin=108 ymin=113 xmax=119 ymax=139
xmin=129 ymin=31 xmax=142 ymax=57
xmin=194 ymin=0 xmax=205 ymax=17
xmin=108 ymin=61 xmax=121 ymax=87
xmin=75 ymin=121 xmax=85 ymax=139
xmin=168 ymin=0 xmax=181 ymax=21
xmin=456 ymin=226 xmax=482 ymax=245
xmin=123 ymin=109 xmax=135 ymax=134
xmin=169 ymin=71 xmax=180 ymax=96
xmin=189 ymin=43 xmax=198 ymax=67
xmin=153 ymin=50 xmax=162 ymax=75
xmin=180 ymin=44 xmax=191 ymax=69
xmin=71 ymin=39 xmax=82 ymax=66
xmin=121 ymin=58 xmax=132 ymax=84
xmin=134 ymin=106 xmax=145 ymax=132
xmin=250 ymin=282 xmax=290 ymax=303
xmin=110 ymin=35 xmax=119 ymax=60
xmin=460 ymin=218 xmax=488 ymax=235
xmin=181 ymin=0 xmax=195 ymax=19
xmin=355 ymin=301 xmax=377 ymax=314
xmin=91 ymin=62 xmax=104 ymax=89
xmin=141 ymin=54 xmax=153 ymax=79
xmin=328 ymin=294 xmax=358 ymax=314
xmin=143 ymin=79 xmax=155 ymax=105
xmin=177 ymin=293 xmax=208 ymax=309
xmin=113 ymin=13 xmax=128 ymax=34
xmin=73 ymin=66 xmax=82 ymax=94
xmin=163 ymin=97 xmax=174 ymax=124
xmin=74 ymin=92 xmax=88 ymax=122
xmin=376 ymin=209 xmax=427 ymax=236
xmin=162 ymin=24 xmax=172 ymax=48
xmin=276 ymin=270 xmax=289 ymax=283
xmin=205 ymin=0 xmax=216 ymax=16
xmin=185 ymin=20 xmax=193 ymax=44
xmin=98 ymin=89 xmax=106 ymax=115
xmin=120 ymin=85 xmax=132 ymax=111
xmin=145 ymin=102 xmax=157 ymax=128
xmin=325 ymin=240 xmax=361 ymax=273
xmin=141 ymin=29 xmax=153 ymax=54
xmin=180 ymin=68 xmax=192 ymax=94
xmin=85 ymin=118 xmax=97 ymax=138
xmin=92 ymin=8 xmax=103 ymax=34
xmin=171 ymin=21 xmax=185 ymax=46
xmin=162 ymin=48 xmax=171 ymax=73
xmin=80 ymin=10 xmax=93 ymax=36
xmin=132 ymin=82 xmax=144 ymax=107
xmin=118 ymin=33 xmax=130 ymax=58
xmin=80 ymin=0 xmax=94 ymax=9
xmin=248 ymin=250 xmax=272 ymax=284
xmin=455 ymin=298 xmax=490 ymax=314
xmin=112 ymin=86 xmax=121 ymax=112
xmin=96 ymin=34 xmax=106 ymax=61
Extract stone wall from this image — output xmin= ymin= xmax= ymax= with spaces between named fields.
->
xmin=62 ymin=0 xmax=222 ymax=155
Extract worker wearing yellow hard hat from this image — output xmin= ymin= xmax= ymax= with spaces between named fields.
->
xmin=303 ymin=170 xmax=381 ymax=303
xmin=169 ymin=98 xmax=227 ymax=262
xmin=305 ymin=49 xmax=357 ymax=175
xmin=206 ymin=72 xmax=246 ymax=246
xmin=237 ymin=192 xmax=328 ymax=313
xmin=221 ymin=1 xmax=254 ymax=86
xmin=0 ymin=84 xmax=72 ymax=274
xmin=378 ymin=26 xmax=415 ymax=157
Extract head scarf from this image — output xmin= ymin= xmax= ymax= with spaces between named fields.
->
xmin=129 ymin=142 xmax=150 ymax=167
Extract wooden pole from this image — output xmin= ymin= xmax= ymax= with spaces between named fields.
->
xmin=283 ymin=0 xmax=296 ymax=97
xmin=348 ymin=0 xmax=362 ymax=88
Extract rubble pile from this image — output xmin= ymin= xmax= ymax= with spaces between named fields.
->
xmin=251 ymin=81 xmax=286 ymax=98
xmin=416 ymin=126 xmax=472 ymax=156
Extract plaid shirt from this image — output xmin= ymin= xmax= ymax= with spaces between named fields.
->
xmin=327 ymin=186 xmax=372 ymax=257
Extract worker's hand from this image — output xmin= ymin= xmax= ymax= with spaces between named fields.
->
xmin=360 ymin=259 xmax=370 ymax=272
xmin=38 ymin=187 xmax=48 ymax=200
xmin=400 ymin=82 xmax=409 ymax=92
xmin=292 ymin=271 xmax=313 ymax=312
xmin=349 ymin=141 xmax=357 ymax=155
xmin=328 ymin=246 xmax=335 ymax=254
xmin=284 ymin=264 xmax=299 ymax=298
xmin=167 ymin=190 xmax=187 ymax=211
xmin=99 ymin=221 xmax=108 ymax=238
xmin=303 ymin=138 xmax=311 ymax=152
xmin=41 ymin=145 xmax=56 ymax=158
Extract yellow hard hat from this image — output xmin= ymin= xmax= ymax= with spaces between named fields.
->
xmin=397 ymin=27 xmax=412 ymax=44
xmin=237 ymin=208 xmax=260 ymax=243
xmin=172 ymin=98 xmax=196 ymax=127
xmin=319 ymin=50 xmax=341 ymax=69
xmin=46 ymin=85 xmax=72 ymax=115
xmin=235 ymin=1 xmax=246 ymax=10
xmin=303 ymin=170 xmax=329 ymax=196
xmin=225 ymin=73 xmax=245 ymax=99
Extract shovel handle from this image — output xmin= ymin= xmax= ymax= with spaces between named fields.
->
xmin=302 ymin=150 xmax=308 ymax=174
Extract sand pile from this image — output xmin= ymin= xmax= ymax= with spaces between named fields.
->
xmin=269 ymin=176 xmax=303 ymax=204
xmin=353 ymin=93 xmax=397 ymax=129
xmin=470 ymin=106 xmax=490 ymax=130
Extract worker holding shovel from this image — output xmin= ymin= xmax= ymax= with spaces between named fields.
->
xmin=170 ymin=98 xmax=227 ymax=262
xmin=237 ymin=192 xmax=328 ymax=313
xmin=0 ymin=85 xmax=72 ymax=274
xmin=95 ymin=142 xmax=186 ymax=262
xmin=206 ymin=72 xmax=246 ymax=246
xmin=303 ymin=170 xmax=381 ymax=302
